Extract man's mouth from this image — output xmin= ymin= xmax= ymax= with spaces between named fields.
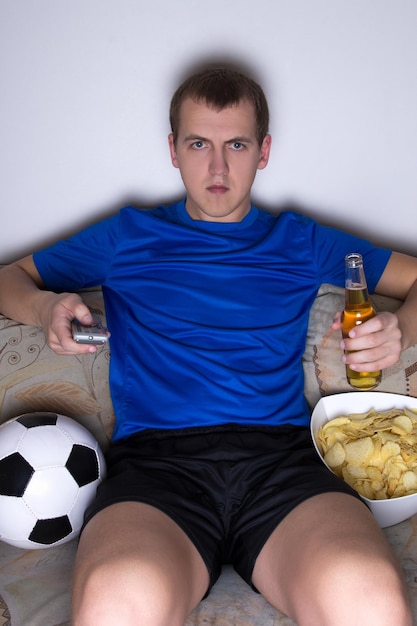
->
xmin=207 ymin=184 xmax=229 ymax=194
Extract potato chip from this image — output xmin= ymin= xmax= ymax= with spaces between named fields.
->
xmin=323 ymin=441 xmax=346 ymax=468
xmin=392 ymin=415 xmax=413 ymax=435
xmin=402 ymin=471 xmax=417 ymax=491
xmin=317 ymin=407 xmax=417 ymax=500
xmin=380 ymin=441 xmax=401 ymax=463
xmin=346 ymin=463 xmax=368 ymax=479
xmin=344 ymin=437 xmax=374 ymax=465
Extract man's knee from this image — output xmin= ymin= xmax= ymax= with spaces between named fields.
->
xmin=253 ymin=493 xmax=412 ymax=625
xmin=72 ymin=503 xmax=210 ymax=625
xmin=73 ymin=552 xmax=190 ymax=626
xmin=294 ymin=545 xmax=412 ymax=625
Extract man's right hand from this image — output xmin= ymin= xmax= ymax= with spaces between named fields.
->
xmin=35 ymin=290 xmax=99 ymax=355
xmin=0 ymin=256 xmax=100 ymax=355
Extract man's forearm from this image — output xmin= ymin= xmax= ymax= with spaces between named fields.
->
xmin=396 ymin=278 xmax=417 ymax=351
xmin=0 ymin=263 xmax=48 ymax=326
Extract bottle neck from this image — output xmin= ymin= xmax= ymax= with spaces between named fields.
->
xmin=345 ymin=264 xmax=367 ymax=289
xmin=344 ymin=254 xmax=371 ymax=309
xmin=344 ymin=285 xmax=371 ymax=309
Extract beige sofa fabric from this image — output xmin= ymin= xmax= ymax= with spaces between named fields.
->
xmin=1 ymin=283 xmax=417 ymax=625
xmin=0 ymin=289 xmax=114 ymax=450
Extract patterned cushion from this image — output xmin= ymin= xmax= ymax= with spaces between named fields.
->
xmin=0 ymin=289 xmax=114 ymax=450
xmin=303 ymin=284 xmax=417 ymax=408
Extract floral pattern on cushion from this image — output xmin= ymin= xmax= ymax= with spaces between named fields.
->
xmin=303 ymin=284 xmax=417 ymax=408
xmin=0 ymin=289 xmax=114 ymax=451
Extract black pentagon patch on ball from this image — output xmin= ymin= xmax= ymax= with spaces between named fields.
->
xmin=29 ymin=516 xmax=73 ymax=545
xmin=0 ymin=452 xmax=34 ymax=496
xmin=17 ymin=412 xmax=58 ymax=428
xmin=66 ymin=444 xmax=99 ymax=486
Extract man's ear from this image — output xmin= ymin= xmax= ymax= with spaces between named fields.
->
xmin=258 ymin=133 xmax=272 ymax=170
xmin=168 ymin=134 xmax=179 ymax=168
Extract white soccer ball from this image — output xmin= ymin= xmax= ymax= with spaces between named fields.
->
xmin=0 ymin=412 xmax=106 ymax=549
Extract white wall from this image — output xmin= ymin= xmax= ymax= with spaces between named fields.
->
xmin=1 ymin=0 xmax=416 ymax=263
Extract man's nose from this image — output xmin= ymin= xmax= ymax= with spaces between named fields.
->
xmin=209 ymin=148 xmax=229 ymax=176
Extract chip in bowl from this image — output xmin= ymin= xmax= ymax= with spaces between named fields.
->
xmin=310 ymin=392 xmax=417 ymax=528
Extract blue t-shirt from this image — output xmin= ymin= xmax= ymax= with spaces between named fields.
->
xmin=33 ymin=200 xmax=391 ymax=441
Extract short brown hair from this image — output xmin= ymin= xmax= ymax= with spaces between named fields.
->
xmin=169 ymin=67 xmax=269 ymax=146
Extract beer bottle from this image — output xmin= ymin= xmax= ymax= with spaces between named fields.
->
xmin=341 ymin=253 xmax=382 ymax=390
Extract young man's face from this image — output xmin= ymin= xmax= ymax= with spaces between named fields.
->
xmin=168 ymin=98 xmax=271 ymax=222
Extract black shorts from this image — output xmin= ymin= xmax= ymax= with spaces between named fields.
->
xmin=83 ymin=424 xmax=362 ymax=591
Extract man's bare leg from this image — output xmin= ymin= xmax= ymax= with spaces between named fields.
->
xmin=72 ymin=502 xmax=210 ymax=626
xmin=252 ymin=492 xmax=412 ymax=626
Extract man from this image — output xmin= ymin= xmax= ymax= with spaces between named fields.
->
xmin=1 ymin=66 xmax=417 ymax=625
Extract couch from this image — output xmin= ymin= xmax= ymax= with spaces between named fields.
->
xmin=1 ymin=282 xmax=417 ymax=626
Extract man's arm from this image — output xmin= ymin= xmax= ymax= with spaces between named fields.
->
xmin=336 ymin=251 xmax=417 ymax=373
xmin=0 ymin=256 xmax=98 ymax=354
xmin=374 ymin=251 xmax=417 ymax=351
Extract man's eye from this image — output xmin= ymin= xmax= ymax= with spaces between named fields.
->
xmin=231 ymin=142 xmax=244 ymax=150
xmin=191 ymin=141 xmax=205 ymax=149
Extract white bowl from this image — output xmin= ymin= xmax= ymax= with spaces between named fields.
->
xmin=310 ymin=392 xmax=417 ymax=528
